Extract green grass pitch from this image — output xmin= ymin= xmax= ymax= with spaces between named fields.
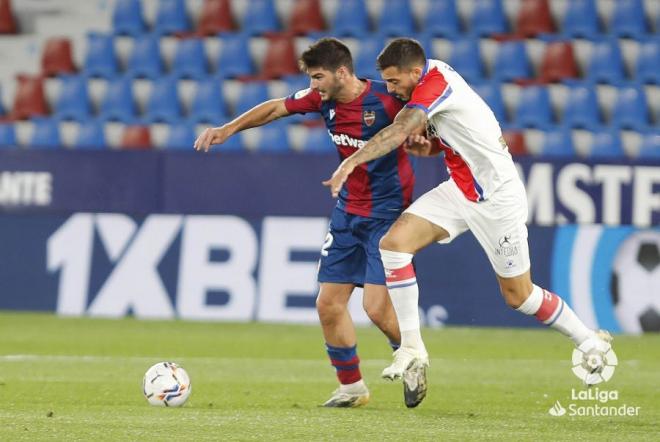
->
xmin=0 ymin=312 xmax=658 ymax=441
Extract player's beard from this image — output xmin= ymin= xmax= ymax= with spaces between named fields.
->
xmin=320 ymin=78 xmax=342 ymax=101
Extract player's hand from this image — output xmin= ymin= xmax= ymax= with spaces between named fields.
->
xmin=193 ymin=125 xmax=232 ymax=152
xmin=403 ymin=134 xmax=432 ymax=156
xmin=322 ymin=160 xmax=356 ymax=198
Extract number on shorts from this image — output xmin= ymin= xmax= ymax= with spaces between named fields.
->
xmin=320 ymin=232 xmax=333 ymax=257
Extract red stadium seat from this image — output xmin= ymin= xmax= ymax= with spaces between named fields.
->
xmin=197 ymin=0 xmax=235 ymax=36
xmin=502 ymin=130 xmax=528 ymax=156
xmin=11 ymin=74 xmax=49 ymax=120
xmin=515 ymin=0 xmax=555 ymax=37
xmin=540 ymin=41 xmax=579 ymax=83
xmin=120 ymin=125 xmax=152 ymax=149
xmin=260 ymin=33 xmax=299 ymax=79
xmin=41 ymin=37 xmax=77 ymax=76
xmin=289 ymin=0 xmax=325 ymax=35
xmin=0 ymin=0 xmax=17 ymax=34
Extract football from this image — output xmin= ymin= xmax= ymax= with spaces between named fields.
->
xmin=142 ymin=362 xmax=191 ymax=407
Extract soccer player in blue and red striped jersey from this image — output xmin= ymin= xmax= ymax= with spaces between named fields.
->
xmin=194 ymin=38 xmax=415 ymax=407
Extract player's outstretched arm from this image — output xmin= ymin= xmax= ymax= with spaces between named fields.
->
xmin=322 ymin=107 xmax=427 ymax=197
xmin=194 ymin=98 xmax=290 ymax=152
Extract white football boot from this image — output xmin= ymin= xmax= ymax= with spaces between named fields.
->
xmin=322 ymin=382 xmax=370 ymax=408
xmin=382 ymin=347 xmax=429 ymax=408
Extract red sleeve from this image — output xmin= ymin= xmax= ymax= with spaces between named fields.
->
xmin=405 ymin=68 xmax=452 ymax=114
xmin=284 ymin=88 xmax=322 ymax=114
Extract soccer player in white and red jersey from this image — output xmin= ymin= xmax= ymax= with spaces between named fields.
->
xmin=323 ymin=38 xmax=614 ymax=407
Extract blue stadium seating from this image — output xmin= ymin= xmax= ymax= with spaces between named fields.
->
xmin=84 ymin=32 xmax=119 ymax=78
xmin=234 ymin=81 xmax=269 ymax=117
xmin=75 ymin=120 xmax=107 ymax=149
xmin=378 ymin=0 xmax=415 ymax=36
xmin=589 ymin=129 xmax=625 ymax=158
xmin=611 ymin=84 xmax=650 ymax=130
xmin=0 ymin=123 xmax=16 ymax=148
xmin=165 ymin=122 xmax=196 ymax=149
xmin=561 ymin=0 xmax=600 ymax=38
xmin=0 ymin=85 xmax=4 ymax=116
xmin=145 ymin=76 xmax=182 ymax=123
xmin=303 ymin=126 xmax=336 ymax=153
xmin=112 ymin=0 xmax=146 ymax=36
xmin=30 ymin=117 xmax=61 ymax=149
xmin=255 ymin=125 xmax=290 ymax=152
xmin=216 ymin=33 xmax=254 ymax=78
xmin=494 ymin=40 xmax=533 ymax=81
xmin=213 ymin=131 xmax=244 ymax=151
xmin=154 ymin=0 xmax=191 ymax=35
xmin=449 ymin=37 xmax=484 ymax=83
xmin=514 ymin=85 xmax=553 ymax=128
xmin=635 ymin=38 xmax=660 ymax=84
xmin=355 ymin=35 xmax=386 ymax=80
xmin=171 ymin=38 xmax=209 ymax=79
xmin=99 ymin=76 xmax=137 ymax=123
xmin=472 ymin=82 xmax=507 ymax=124
xmin=609 ymin=0 xmax=649 ymax=37
xmin=587 ymin=39 xmax=626 ymax=83
xmin=470 ymin=0 xmax=508 ymax=36
xmin=637 ymin=131 xmax=660 ymax=158
xmin=424 ymin=0 xmax=460 ymax=37
xmin=241 ymin=0 xmax=280 ymax=35
xmin=331 ymin=0 xmax=370 ymax=37
xmin=561 ymin=83 xmax=601 ymax=128
xmin=54 ymin=74 xmax=91 ymax=122
xmin=189 ymin=77 xmax=227 ymax=124
xmin=127 ymin=35 xmax=163 ymax=79
xmin=540 ymin=128 xmax=576 ymax=157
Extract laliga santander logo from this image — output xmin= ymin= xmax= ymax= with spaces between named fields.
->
xmin=571 ymin=339 xmax=618 ymax=385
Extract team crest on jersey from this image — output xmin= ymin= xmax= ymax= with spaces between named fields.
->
xmin=363 ymin=110 xmax=376 ymax=126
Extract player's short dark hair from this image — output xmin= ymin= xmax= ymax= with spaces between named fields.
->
xmin=376 ymin=38 xmax=426 ymax=71
xmin=299 ymin=38 xmax=354 ymax=74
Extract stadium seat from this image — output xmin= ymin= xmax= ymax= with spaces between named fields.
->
xmin=378 ymin=0 xmax=415 ymax=36
xmin=99 ymin=76 xmax=137 ymax=123
xmin=448 ymin=37 xmax=484 ymax=83
xmin=470 ymin=0 xmax=508 ymax=36
xmin=74 ymin=120 xmax=107 ymax=149
xmin=145 ymin=76 xmax=182 ymax=123
xmin=0 ymin=85 xmax=5 ymax=116
xmin=561 ymin=83 xmax=601 ymax=128
xmin=234 ymin=81 xmax=269 ymax=116
xmin=635 ymin=38 xmax=660 ymax=84
xmin=587 ymin=39 xmax=626 ymax=84
xmin=54 ymin=74 xmax=92 ymax=122
xmin=0 ymin=0 xmax=17 ymax=34
xmin=255 ymin=125 xmax=290 ymax=152
xmin=540 ymin=128 xmax=576 ymax=157
xmin=589 ymin=129 xmax=625 ymax=158
xmin=112 ymin=0 xmax=147 ymax=36
xmin=611 ymin=84 xmax=650 ymax=130
xmin=514 ymin=85 xmax=553 ymax=128
xmin=515 ymin=0 xmax=555 ymax=37
xmin=126 ymin=35 xmax=164 ymax=79
xmin=502 ymin=130 xmax=528 ymax=155
xmin=260 ymin=34 xmax=299 ymax=79
xmin=164 ymin=122 xmax=196 ymax=149
xmin=189 ymin=77 xmax=227 ymax=123
xmin=609 ymin=0 xmax=649 ymax=37
xmin=83 ymin=32 xmax=119 ymax=79
xmin=29 ymin=117 xmax=61 ymax=149
xmin=289 ymin=0 xmax=324 ymax=35
xmin=331 ymin=0 xmax=370 ymax=37
xmin=241 ymin=0 xmax=280 ymax=35
xmin=637 ymin=131 xmax=660 ymax=159
xmin=303 ymin=126 xmax=336 ymax=153
xmin=212 ymin=130 xmax=243 ymax=151
xmin=560 ymin=0 xmax=600 ymax=38
xmin=154 ymin=0 xmax=191 ymax=35
xmin=493 ymin=40 xmax=533 ymax=81
xmin=197 ymin=0 xmax=235 ymax=36
xmin=216 ymin=32 xmax=254 ymax=78
xmin=472 ymin=82 xmax=507 ymax=124
xmin=120 ymin=125 xmax=152 ymax=149
xmin=423 ymin=0 xmax=460 ymax=37
xmin=11 ymin=74 xmax=49 ymax=120
xmin=171 ymin=38 xmax=209 ymax=79
xmin=0 ymin=123 xmax=16 ymax=148
xmin=41 ymin=37 xmax=77 ymax=77
xmin=539 ymin=41 xmax=579 ymax=83
xmin=355 ymin=35 xmax=386 ymax=80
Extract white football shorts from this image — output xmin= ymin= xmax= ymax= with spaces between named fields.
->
xmin=405 ymin=178 xmax=531 ymax=278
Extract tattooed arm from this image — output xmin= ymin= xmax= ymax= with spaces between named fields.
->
xmin=322 ymin=107 xmax=427 ymax=197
